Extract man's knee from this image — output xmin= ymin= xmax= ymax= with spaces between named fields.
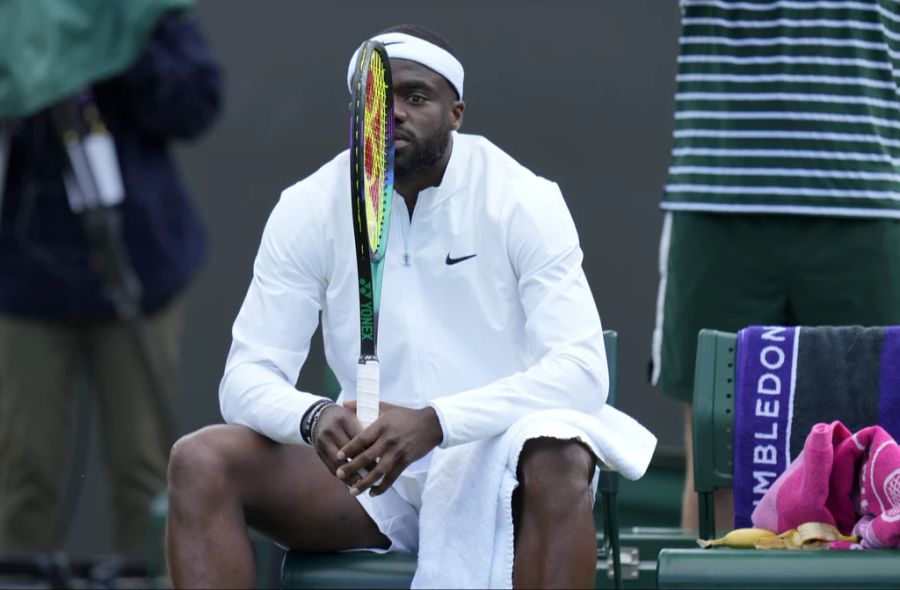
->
xmin=517 ymin=438 xmax=595 ymax=509
xmin=167 ymin=426 xmax=237 ymax=498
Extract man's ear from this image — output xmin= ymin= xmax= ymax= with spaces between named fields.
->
xmin=450 ymin=100 xmax=465 ymax=131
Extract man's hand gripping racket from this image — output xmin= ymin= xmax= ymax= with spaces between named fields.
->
xmin=336 ymin=402 xmax=443 ymax=497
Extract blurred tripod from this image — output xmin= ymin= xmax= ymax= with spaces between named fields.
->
xmin=38 ymin=94 xmax=178 ymax=547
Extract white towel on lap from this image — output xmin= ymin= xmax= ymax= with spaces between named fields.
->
xmin=411 ymin=406 xmax=657 ymax=589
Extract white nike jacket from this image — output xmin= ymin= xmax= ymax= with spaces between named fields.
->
xmin=219 ymin=132 xmax=609 ymax=448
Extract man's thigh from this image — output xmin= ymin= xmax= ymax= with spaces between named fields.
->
xmin=179 ymin=424 xmax=390 ymax=552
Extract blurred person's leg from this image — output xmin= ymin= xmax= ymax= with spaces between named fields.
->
xmin=787 ymin=217 xmax=900 ymax=333
xmin=680 ymin=404 xmax=733 ymax=532
xmin=0 ymin=316 xmax=79 ymax=550
xmin=90 ymin=297 xmax=185 ymax=553
xmin=652 ymin=212 xmax=789 ymax=530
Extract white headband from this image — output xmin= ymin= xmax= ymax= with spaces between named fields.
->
xmin=346 ymin=32 xmax=464 ymax=99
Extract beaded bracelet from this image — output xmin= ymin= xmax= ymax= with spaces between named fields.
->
xmin=300 ymin=399 xmax=335 ymax=445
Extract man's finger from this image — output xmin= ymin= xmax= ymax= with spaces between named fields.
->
xmin=337 ymin=425 xmax=378 ymax=461
xmin=336 ymin=440 xmax=383 ymax=482
xmin=317 ymin=431 xmax=352 ymax=476
xmin=349 ymin=460 xmax=391 ymax=496
xmin=341 ymin=456 xmax=378 ymax=488
xmin=368 ymin=462 xmax=405 ymax=497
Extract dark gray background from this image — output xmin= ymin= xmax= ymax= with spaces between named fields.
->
xmin=65 ymin=0 xmax=683 ymax=555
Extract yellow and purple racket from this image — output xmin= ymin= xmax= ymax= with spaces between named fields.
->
xmin=349 ymin=40 xmax=395 ymax=427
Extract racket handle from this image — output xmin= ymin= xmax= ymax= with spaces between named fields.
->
xmin=356 ymin=360 xmax=380 ymax=427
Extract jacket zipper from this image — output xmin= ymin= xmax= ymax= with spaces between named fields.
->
xmin=394 ymin=199 xmax=427 ymax=407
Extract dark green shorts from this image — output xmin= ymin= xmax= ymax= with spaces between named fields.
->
xmin=651 ymin=212 xmax=900 ymax=403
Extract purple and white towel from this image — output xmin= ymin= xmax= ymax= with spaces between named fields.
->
xmin=732 ymin=326 xmax=900 ymax=528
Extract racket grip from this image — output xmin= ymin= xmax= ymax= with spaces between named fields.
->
xmin=356 ymin=360 xmax=380 ymax=427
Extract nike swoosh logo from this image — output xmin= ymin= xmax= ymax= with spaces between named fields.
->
xmin=445 ymin=253 xmax=477 ymax=265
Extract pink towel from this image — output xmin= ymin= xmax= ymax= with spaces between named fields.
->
xmin=752 ymin=421 xmax=900 ymax=549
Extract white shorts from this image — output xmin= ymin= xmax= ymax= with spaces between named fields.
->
xmin=353 ymin=467 xmax=428 ymax=554
xmin=351 ymin=439 xmax=601 ymax=555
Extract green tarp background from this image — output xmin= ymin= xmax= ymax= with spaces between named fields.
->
xmin=0 ymin=0 xmax=193 ymax=118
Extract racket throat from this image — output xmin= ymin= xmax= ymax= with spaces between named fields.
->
xmin=355 ymin=259 xmax=380 ymax=357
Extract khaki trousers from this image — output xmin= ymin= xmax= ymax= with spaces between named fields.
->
xmin=0 ymin=298 xmax=184 ymax=552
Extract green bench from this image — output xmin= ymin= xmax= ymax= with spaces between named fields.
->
xmin=656 ymin=329 xmax=900 ymax=589
xmin=658 ymin=548 xmax=900 ymax=589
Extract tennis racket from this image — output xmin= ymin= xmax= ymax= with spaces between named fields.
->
xmin=349 ymin=40 xmax=395 ymax=427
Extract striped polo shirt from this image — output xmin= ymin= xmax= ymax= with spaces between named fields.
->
xmin=663 ymin=0 xmax=900 ymax=218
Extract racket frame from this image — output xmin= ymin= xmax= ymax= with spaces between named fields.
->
xmin=349 ymin=40 xmax=395 ymax=427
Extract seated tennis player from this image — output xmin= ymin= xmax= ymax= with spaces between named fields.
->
xmin=166 ymin=24 xmax=654 ymax=589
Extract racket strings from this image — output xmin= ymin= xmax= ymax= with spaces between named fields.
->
xmin=363 ymin=52 xmax=390 ymax=255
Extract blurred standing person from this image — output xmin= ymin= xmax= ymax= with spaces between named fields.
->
xmin=651 ymin=0 xmax=900 ymax=530
xmin=0 ymin=0 xmax=221 ymax=552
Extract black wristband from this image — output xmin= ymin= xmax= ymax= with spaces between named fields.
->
xmin=300 ymin=399 xmax=334 ymax=445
